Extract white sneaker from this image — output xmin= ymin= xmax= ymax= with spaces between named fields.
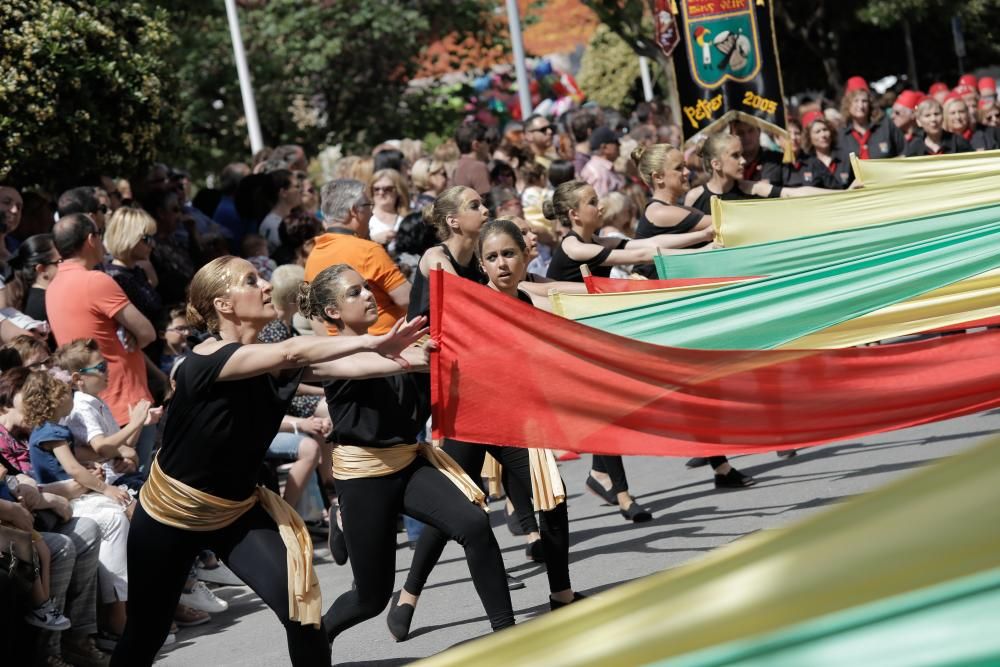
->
xmin=196 ymin=561 xmax=245 ymax=586
xmin=24 ymin=598 xmax=72 ymax=631
xmin=180 ymin=580 xmax=229 ymax=613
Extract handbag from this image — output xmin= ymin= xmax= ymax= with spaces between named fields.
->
xmin=0 ymin=523 xmax=39 ymax=592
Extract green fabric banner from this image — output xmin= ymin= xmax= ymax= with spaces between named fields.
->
xmin=583 ymin=220 xmax=1000 ymax=350
xmin=656 ymin=567 xmax=1000 ymax=667
xmin=655 ymin=203 xmax=1000 ymax=280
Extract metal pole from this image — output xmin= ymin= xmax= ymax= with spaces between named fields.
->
xmin=639 ymin=56 xmax=654 ymax=102
xmin=224 ymin=0 xmax=263 ymax=154
xmin=505 ymin=0 xmax=533 ymax=119
xmin=902 ymin=20 xmax=918 ymax=87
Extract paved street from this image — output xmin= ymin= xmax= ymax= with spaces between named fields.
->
xmin=158 ymin=409 xmax=999 ymax=666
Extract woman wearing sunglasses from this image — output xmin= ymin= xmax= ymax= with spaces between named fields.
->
xmin=104 ymin=207 xmax=163 ymax=334
xmin=367 ymin=169 xmax=411 ymax=247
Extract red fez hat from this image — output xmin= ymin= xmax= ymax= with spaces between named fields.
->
xmin=979 ymin=99 xmax=995 ymax=110
xmin=893 ymin=90 xmax=923 ymax=111
xmin=929 ymin=82 xmax=949 ymax=96
xmin=845 ymin=76 xmax=869 ymax=93
xmin=953 ymin=84 xmax=978 ymax=97
xmin=979 ymin=77 xmax=997 ymax=94
xmin=943 ymin=92 xmax=964 ymax=105
xmin=800 ymin=110 xmax=824 ymax=128
xmin=958 ymin=74 xmax=978 ymax=88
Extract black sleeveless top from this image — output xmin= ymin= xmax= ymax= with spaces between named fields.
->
xmin=324 ymin=373 xmax=429 ymax=449
xmin=546 ymin=231 xmax=628 ymax=282
xmin=634 ymin=199 xmax=705 ymax=239
xmin=158 ymin=343 xmax=302 ymax=500
xmin=690 ymin=182 xmax=778 ymax=215
xmin=408 ymin=243 xmax=486 ymax=320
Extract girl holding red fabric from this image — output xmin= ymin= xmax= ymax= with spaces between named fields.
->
xmin=903 ymin=99 xmax=973 ymax=157
xmin=544 ymin=180 xmax=713 ymax=521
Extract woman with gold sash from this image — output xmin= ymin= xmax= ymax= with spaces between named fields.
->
xmin=387 ymin=219 xmax=585 ymax=642
xmin=302 ymin=264 xmax=515 ymax=643
xmin=111 ymin=256 xmax=428 ymax=667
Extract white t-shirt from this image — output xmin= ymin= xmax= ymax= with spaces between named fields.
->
xmin=64 ymin=391 xmax=123 ymax=484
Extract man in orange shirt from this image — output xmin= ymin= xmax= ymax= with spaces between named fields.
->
xmin=304 ymin=179 xmax=410 ymax=335
xmin=47 ymin=213 xmax=157 ymax=468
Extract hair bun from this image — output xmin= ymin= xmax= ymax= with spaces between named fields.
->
xmin=296 ymin=282 xmax=314 ymax=319
xmin=630 ymin=145 xmax=645 ymax=165
xmin=185 ymin=303 xmax=207 ymax=331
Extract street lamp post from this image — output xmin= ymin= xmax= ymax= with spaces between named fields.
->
xmin=505 ymin=0 xmax=533 ymax=119
xmin=224 ymin=0 xmax=264 ymax=155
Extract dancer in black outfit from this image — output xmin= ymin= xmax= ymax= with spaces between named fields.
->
xmin=544 ymin=179 xmax=714 ymax=520
xmin=304 ymin=263 xmax=515 ymax=642
xmin=111 ymin=256 xmax=428 ymax=667
xmin=386 ymin=188 xmax=584 ymax=641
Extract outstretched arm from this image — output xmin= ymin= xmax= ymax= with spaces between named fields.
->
xmin=217 ymin=317 xmax=429 ymax=381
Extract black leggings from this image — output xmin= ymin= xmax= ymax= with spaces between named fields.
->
xmin=405 ymin=439 xmax=572 ymax=597
xmin=323 ymin=457 xmax=513 ymax=639
xmin=592 ymin=455 xmax=629 ymax=494
xmin=111 ymin=502 xmax=329 ymax=667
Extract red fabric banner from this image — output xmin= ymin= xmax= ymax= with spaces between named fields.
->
xmin=583 ymin=275 xmax=755 ymax=294
xmin=431 ymin=270 xmax=1000 ymax=457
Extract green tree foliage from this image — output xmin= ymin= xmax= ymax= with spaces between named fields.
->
xmin=577 ymin=25 xmax=642 ymax=109
xmin=165 ymin=0 xmax=503 ymax=176
xmin=0 ymin=1 xmax=179 ymax=188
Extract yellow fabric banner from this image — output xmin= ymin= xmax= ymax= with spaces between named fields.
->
xmin=853 ymin=149 xmax=1000 ymax=189
xmin=551 ymin=269 xmax=1000 ymax=349
xmin=548 ymin=281 xmax=737 ymax=319
xmin=712 ymin=170 xmax=1000 ymax=247
xmin=416 ymin=435 xmax=1000 ymax=667
xmin=785 ymin=268 xmax=1000 ymax=349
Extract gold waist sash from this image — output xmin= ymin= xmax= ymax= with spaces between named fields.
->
xmin=480 ymin=448 xmax=566 ymax=512
xmin=140 ymin=458 xmax=321 ymax=627
xmin=528 ymin=448 xmax=566 ymax=512
xmin=331 ymin=443 xmax=486 ymax=509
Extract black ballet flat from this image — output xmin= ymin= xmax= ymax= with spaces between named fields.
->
xmin=585 ymin=476 xmax=617 ymax=505
xmin=715 ymin=468 xmax=758 ymax=489
xmin=620 ymin=502 xmax=652 ymax=523
xmin=386 ymin=594 xmax=415 ymax=642
xmin=526 ymin=539 xmax=545 ymax=563
xmin=327 ymin=519 xmax=348 ymax=566
xmin=506 ymin=507 xmax=526 ymax=536
xmin=776 ymin=449 xmax=798 ymax=459
xmin=507 ymin=572 xmax=526 ymax=590
xmin=685 ymin=457 xmax=709 ymax=468
xmin=549 ymin=592 xmax=587 ymax=611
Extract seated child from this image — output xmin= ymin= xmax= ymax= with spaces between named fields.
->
xmin=22 ymin=369 xmax=133 ymax=639
xmin=54 ymin=338 xmax=152 ymax=492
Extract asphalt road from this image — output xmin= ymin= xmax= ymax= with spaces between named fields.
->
xmin=157 ymin=408 xmax=999 ymax=666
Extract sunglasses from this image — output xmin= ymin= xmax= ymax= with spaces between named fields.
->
xmin=530 ymin=125 xmax=554 ymax=134
xmin=372 ymin=186 xmax=396 ymax=195
xmin=78 ymin=360 xmax=108 ymax=375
